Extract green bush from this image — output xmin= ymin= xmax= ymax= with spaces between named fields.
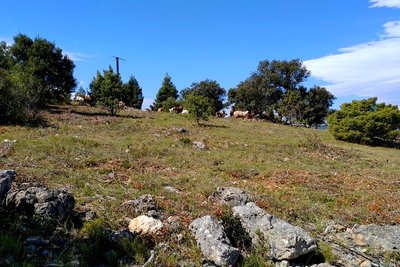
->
xmin=327 ymin=97 xmax=400 ymax=147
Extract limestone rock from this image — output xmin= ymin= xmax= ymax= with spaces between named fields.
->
xmin=232 ymin=202 xmax=316 ymax=260
xmin=5 ymin=186 xmax=75 ymax=220
xmin=0 ymin=170 xmax=16 ymax=196
xmin=209 ymin=187 xmax=250 ymax=206
xmin=128 ymin=215 xmax=163 ymax=235
xmin=353 ymin=224 xmax=400 ymax=251
xmin=189 ymin=215 xmax=240 ymax=266
xmin=122 ymin=194 xmax=163 ymax=219
xmin=192 ymin=141 xmax=207 ymax=150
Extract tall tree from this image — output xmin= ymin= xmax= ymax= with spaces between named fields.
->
xmin=302 ymin=86 xmax=336 ymax=127
xmin=181 ymin=79 xmax=226 ymax=114
xmin=154 ymin=73 xmax=178 ymax=109
xmin=10 ymin=34 xmax=76 ymax=105
xmin=89 ymin=67 xmax=123 ymax=115
xmin=123 ymin=76 xmax=144 ymax=109
xmin=228 ymin=59 xmax=310 ymax=119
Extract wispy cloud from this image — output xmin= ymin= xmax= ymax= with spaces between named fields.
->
xmin=304 ymin=19 xmax=400 ymax=106
xmin=64 ymin=51 xmax=93 ymax=62
xmin=369 ymin=0 xmax=400 ymax=8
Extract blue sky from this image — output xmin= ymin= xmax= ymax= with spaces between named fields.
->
xmin=1 ymin=0 xmax=400 ymax=109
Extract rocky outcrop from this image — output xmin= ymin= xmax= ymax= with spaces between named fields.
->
xmin=5 ymin=185 xmax=75 ymax=221
xmin=189 ymin=215 xmax=240 ymax=267
xmin=0 ymin=170 xmax=16 ymax=196
xmin=322 ymin=222 xmax=400 ymax=266
xmin=209 ymin=187 xmax=251 ymax=206
xmin=121 ymin=194 xmax=163 ymax=219
xmin=232 ymin=202 xmax=317 ymax=260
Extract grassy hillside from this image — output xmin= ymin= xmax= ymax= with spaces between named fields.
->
xmin=1 ymin=105 xmax=399 ymax=229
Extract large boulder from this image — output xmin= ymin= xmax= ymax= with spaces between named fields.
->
xmin=0 ymin=170 xmax=16 ymax=196
xmin=209 ymin=187 xmax=251 ymax=206
xmin=5 ymin=186 xmax=75 ymax=221
xmin=189 ymin=215 xmax=240 ymax=267
xmin=352 ymin=224 xmax=400 ymax=251
xmin=232 ymin=202 xmax=316 ymax=260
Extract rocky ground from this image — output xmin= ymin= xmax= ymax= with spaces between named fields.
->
xmin=1 ymin=170 xmax=399 ymax=266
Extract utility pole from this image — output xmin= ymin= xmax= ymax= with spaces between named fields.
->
xmin=111 ymin=56 xmax=126 ymax=75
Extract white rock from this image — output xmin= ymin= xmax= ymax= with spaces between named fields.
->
xmin=128 ymin=215 xmax=163 ymax=235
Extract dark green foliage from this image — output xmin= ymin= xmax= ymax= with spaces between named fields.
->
xmin=123 ymin=76 xmax=144 ymax=109
xmin=0 ymin=34 xmax=76 ymax=123
xmin=277 ymin=87 xmax=307 ymax=125
xmin=184 ymin=93 xmax=213 ymax=125
xmin=10 ymin=34 xmax=77 ymax=105
xmin=327 ymin=97 xmax=400 ymax=147
xmin=0 ymin=69 xmax=30 ymax=123
xmin=78 ymin=218 xmax=151 ymax=266
xmin=154 ymin=73 xmax=178 ymax=109
xmin=181 ymin=79 xmax=226 ymax=114
xmin=302 ymin=86 xmax=336 ymax=127
xmin=0 ymin=231 xmax=26 ymax=264
xmin=221 ymin=211 xmax=252 ymax=252
xmin=229 ymin=59 xmax=334 ymax=125
xmin=89 ymin=66 xmax=124 ymax=115
xmin=228 ymin=59 xmax=309 ymax=118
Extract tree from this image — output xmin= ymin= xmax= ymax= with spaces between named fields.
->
xmin=302 ymin=86 xmax=336 ymax=128
xmin=154 ymin=73 xmax=178 ymax=109
xmin=276 ymin=87 xmax=306 ymax=125
xmin=0 ymin=69 xmax=29 ymax=123
xmin=123 ymin=76 xmax=144 ymax=109
xmin=184 ymin=93 xmax=213 ymax=125
xmin=89 ymin=67 xmax=124 ymax=116
xmin=181 ymin=79 xmax=226 ymax=114
xmin=327 ymin=98 xmax=400 ymax=147
xmin=228 ymin=59 xmax=310 ymax=119
xmin=9 ymin=34 xmax=76 ymax=106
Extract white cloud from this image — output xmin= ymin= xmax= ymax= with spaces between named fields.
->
xmin=64 ymin=51 xmax=92 ymax=62
xmin=304 ymin=20 xmax=400 ymax=106
xmin=369 ymin=0 xmax=400 ymax=8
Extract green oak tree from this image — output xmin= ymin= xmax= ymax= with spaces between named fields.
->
xmin=181 ymin=79 xmax=226 ymax=114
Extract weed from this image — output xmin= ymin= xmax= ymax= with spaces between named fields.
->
xmin=317 ymin=242 xmax=336 ymax=264
xmin=179 ymin=137 xmax=192 ymax=145
xmin=221 ymin=211 xmax=252 ymax=251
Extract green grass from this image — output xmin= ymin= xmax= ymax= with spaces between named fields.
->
xmin=1 ymin=105 xmax=399 ymax=264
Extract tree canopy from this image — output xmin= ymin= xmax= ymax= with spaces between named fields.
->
xmin=327 ymin=98 xmax=400 ymax=147
xmin=10 ymin=34 xmax=77 ymax=105
xmin=123 ymin=76 xmax=144 ymax=109
xmin=154 ymin=74 xmax=178 ymax=109
xmin=0 ymin=34 xmax=76 ymax=123
xmin=181 ymin=79 xmax=226 ymax=114
xmin=228 ymin=59 xmax=334 ymax=125
xmin=89 ymin=67 xmax=124 ymax=116
xmin=184 ymin=93 xmax=214 ymax=125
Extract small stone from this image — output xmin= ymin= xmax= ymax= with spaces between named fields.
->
xmin=128 ymin=215 xmax=163 ymax=235
xmin=192 ymin=141 xmax=206 ymax=150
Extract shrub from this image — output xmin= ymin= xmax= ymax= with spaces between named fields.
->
xmin=327 ymin=98 xmax=400 ymax=147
